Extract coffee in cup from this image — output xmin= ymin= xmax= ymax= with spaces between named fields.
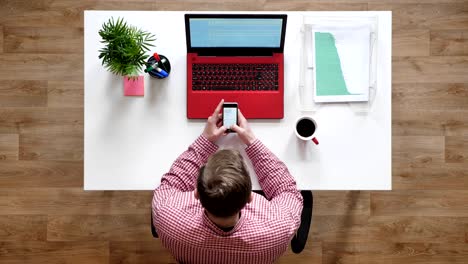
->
xmin=295 ymin=116 xmax=319 ymax=145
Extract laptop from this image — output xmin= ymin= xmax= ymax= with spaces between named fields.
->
xmin=185 ymin=14 xmax=287 ymax=119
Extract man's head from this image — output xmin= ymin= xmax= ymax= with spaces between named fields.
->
xmin=196 ymin=149 xmax=252 ymax=218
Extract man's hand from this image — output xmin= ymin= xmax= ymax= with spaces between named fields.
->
xmin=231 ymin=109 xmax=256 ymax=146
xmin=202 ymin=99 xmax=228 ymax=142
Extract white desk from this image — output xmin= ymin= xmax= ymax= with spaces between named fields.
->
xmin=84 ymin=11 xmax=392 ymax=190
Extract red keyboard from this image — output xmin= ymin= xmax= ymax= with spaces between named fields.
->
xmin=191 ymin=63 xmax=279 ymax=91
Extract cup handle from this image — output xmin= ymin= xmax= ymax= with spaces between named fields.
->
xmin=312 ymin=137 xmax=319 ymax=145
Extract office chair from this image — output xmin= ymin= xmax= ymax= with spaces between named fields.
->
xmin=150 ymin=210 xmax=158 ymax=238
xmin=291 ymin=190 xmax=313 ymax=253
xmin=150 ymin=190 xmax=313 ymax=254
xmin=253 ymin=190 xmax=313 ymax=254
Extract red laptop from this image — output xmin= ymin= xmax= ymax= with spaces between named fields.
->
xmin=185 ymin=14 xmax=287 ymax=119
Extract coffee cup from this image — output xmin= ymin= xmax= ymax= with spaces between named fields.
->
xmin=295 ymin=116 xmax=319 ymax=145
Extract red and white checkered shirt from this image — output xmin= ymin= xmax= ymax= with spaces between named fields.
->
xmin=152 ymin=135 xmax=303 ymax=264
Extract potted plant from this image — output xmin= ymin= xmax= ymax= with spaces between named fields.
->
xmin=98 ymin=17 xmax=155 ymax=96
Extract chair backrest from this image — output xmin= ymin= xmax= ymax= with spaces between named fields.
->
xmin=291 ymin=190 xmax=313 ymax=253
xmin=150 ymin=210 xmax=159 ymax=238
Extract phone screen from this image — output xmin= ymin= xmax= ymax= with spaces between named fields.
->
xmin=223 ymin=104 xmax=238 ymax=132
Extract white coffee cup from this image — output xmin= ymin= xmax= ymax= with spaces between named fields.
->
xmin=295 ymin=116 xmax=319 ymax=145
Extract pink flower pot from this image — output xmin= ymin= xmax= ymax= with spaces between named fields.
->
xmin=123 ymin=76 xmax=144 ymax=96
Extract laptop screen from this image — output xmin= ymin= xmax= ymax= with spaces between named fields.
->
xmin=189 ymin=18 xmax=283 ymax=48
xmin=185 ymin=14 xmax=287 ymax=55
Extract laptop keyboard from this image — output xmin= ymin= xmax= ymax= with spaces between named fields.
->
xmin=191 ymin=63 xmax=279 ymax=91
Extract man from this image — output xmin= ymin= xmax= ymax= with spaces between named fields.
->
xmin=152 ymin=100 xmax=303 ymax=264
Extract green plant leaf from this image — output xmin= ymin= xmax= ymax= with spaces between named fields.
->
xmin=98 ymin=17 xmax=156 ymax=77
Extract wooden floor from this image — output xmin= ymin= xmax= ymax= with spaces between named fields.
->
xmin=0 ymin=0 xmax=467 ymax=263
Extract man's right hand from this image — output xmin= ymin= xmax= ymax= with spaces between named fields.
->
xmin=202 ymin=99 xmax=227 ymax=143
xmin=231 ymin=110 xmax=257 ymax=146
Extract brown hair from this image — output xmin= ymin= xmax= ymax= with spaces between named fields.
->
xmin=197 ymin=149 xmax=252 ymax=218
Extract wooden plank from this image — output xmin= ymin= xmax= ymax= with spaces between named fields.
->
xmin=44 ymin=54 xmax=83 ymax=82
xmin=47 ymin=108 xmax=83 ymax=134
xmin=52 ymin=0 xmax=159 ymax=11
xmin=0 ymin=54 xmax=82 ymax=81
xmin=313 ymin=191 xmax=370 ymax=216
xmin=466 ymin=226 xmax=468 ymax=243
xmin=393 ymin=163 xmax=468 ymax=190
xmin=312 ymin=215 xmax=468 ymax=243
xmin=392 ymin=83 xmax=468 ymax=111
xmin=47 ymin=214 xmax=153 ymax=241
xmin=0 ymin=161 xmax=83 ymax=188
xmin=392 ymin=136 xmax=444 ymax=167
xmin=263 ymin=1 xmax=367 ymax=11
xmin=0 ymin=0 xmax=378 ymax=13
xmin=0 ymin=10 xmax=83 ymax=28
xmin=0 ymin=241 xmax=108 ymax=264
xmin=371 ymin=191 xmax=468 ymax=217
xmin=0 ymin=188 xmax=151 ymax=215
xmin=0 ymin=80 xmax=47 ymax=107
xmin=0 ymin=25 xmax=3 ymax=53
xmin=431 ymin=30 xmax=468 ymax=56
xmin=0 ymin=54 xmax=48 ymax=80
xmin=19 ymin=133 xmax=83 ymax=161
xmin=372 ymin=0 xmax=468 ymax=2
xmin=446 ymin=136 xmax=468 ymax=163
xmin=0 ymin=0 xmax=85 ymax=28
xmin=393 ymin=109 xmax=468 ymax=136
xmin=310 ymin=215 xmax=370 ymax=243
xmin=393 ymin=29 xmax=430 ymax=56
xmin=0 ymin=0 xmax=58 ymax=14
xmin=131 ymin=0 xmax=302 ymax=11
xmin=109 ymin=241 xmax=177 ymax=264
xmin=393 ymin=56 xmax=468 ymax=83
xmin=47 ymin=81 xmax=83 ymax=108
xmin=0 ymin=134 xmax=19 ymax=160
xmin=105 ymin=0 xmax=261 ymax=11
xmin=368 ymin=216 xmax=468 ymax=243
xmin=276 ymin=242 xmax=322 ymax=264
xmin=0 ymin=108 xmax=47 ymax=134
xmin=0 ymin=215 xmax=47 ymax=241
xmin=0 ymin=0 xmax=269 ymax=28
xmin=368 ymin=3 xmax=468 ymax=30
xmin=0 ymin=107 xmax=82 ymax=134
xmin=323 ymin=242 xmax=468 ymax=264
xmin=3 ymin=27 xmax=83 ymax=54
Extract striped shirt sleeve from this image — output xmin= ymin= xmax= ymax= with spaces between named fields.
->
xmin=245 ymin=139 xmax=303 ymax=230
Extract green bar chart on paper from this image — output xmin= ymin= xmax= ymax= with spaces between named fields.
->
xmin=315 ymin=32 xmax=352 ymax=96
xmin=313 ymin=25 xmax=370 ymax=102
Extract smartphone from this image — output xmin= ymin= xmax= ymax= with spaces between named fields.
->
xmin=222 ymin=102 xmax=238 ymax=133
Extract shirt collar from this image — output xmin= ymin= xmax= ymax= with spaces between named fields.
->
xmin=202 ymin=210 xmax=246 ymax=236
